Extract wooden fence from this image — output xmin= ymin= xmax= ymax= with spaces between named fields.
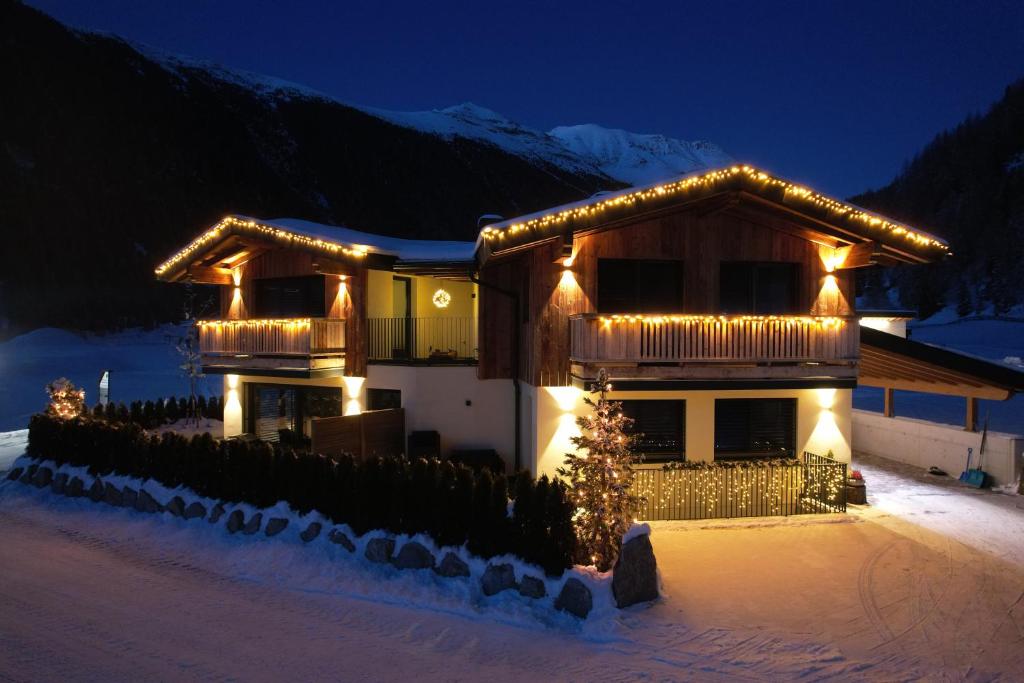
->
xmin=310 ymin=408 xmax=405 ymax=460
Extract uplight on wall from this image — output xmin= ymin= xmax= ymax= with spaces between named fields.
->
xmin=432 ymin=288 xmax=451 ymax=309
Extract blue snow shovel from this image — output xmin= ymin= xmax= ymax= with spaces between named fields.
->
xmin=961 ymin=416 xmax=989 ymax=488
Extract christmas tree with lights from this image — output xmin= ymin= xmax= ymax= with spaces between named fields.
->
xmin=558 ymin=369 xmax=642 ymax=571
xmin=45 ymin=377 xmax=85 ymax=420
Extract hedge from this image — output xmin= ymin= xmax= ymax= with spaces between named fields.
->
xmin=91 ymin=395 xmax=223 ymax=430
xmin=27 ymin=414 xmax=576 ymax=575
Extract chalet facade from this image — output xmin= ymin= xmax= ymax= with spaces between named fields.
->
xmin=155 ymin=165 xmax=959 ymax=476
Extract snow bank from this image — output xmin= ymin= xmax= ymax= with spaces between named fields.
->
xmin=5 ymin=455 xmax=617 ymax=631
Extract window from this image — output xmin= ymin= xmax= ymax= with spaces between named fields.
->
xmin=245 ymin=384 xmax=342 ymax=441
xmin=714 ymin=398 xmax=797 ymax=459
xmin=253 ymin=276 xmax=326 ymax=318
xmin=598 ymin=259 xmax=684 ymax=313
xmin=367 ymin=388 xmax=401 ymax=411
xmin=719 ymin=263 xmax=800 ymax=314
xmin=620 ymin=400 xmax=686 ymax=461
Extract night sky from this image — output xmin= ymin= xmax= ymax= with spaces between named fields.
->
xmin=28 ymin=0 xmax=1024 ymax=197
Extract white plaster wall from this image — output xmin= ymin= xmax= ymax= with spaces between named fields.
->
xmin=366 ymin=365 xmax=515 ymax=464
xmin=530 ymin=386 xmax=853 ymax=479
xmin=852 ymin=408 xmax=1023 ymax=487
xmin=859 ymin=317 xmax=908 ymax=338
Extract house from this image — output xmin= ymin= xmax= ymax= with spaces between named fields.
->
xmin=156 ymin=165 xmax=986 ymax=479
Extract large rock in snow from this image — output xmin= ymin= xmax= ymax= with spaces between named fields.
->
xmin=518 ymin=575 xmax=546 ymax=599
xmin=87 ymin=479 xmax=104 ymax=502
xmin=612 ymin=533 xmax=659 ymax=608
xmin=481 ymin=563 xmax=517 ymax=596
xmin=103 ymin=482 xmax=123 ymax=506
xmin=265 ymin=518 xmax=288 ymax=537
xmin=184 ymin=502 xmax=207 ymax=520
xmin=327 ymin=528 xmax=354 ymax=551
xmin=121 ymin=486 xmax=138 ymax=509
xmin=32 ymin=466 xmax=53 ymax=488
xmin=208 ymin=504 xmax=226 ymax=524
xmin=51 ymin=472 xmax=69 ymax=495
xmin=300 ymin=522 xmax=322 ymax=543
xmin=365 ymin=537 xmax=395 ymax=563
xmin=66 ymin=476 xmax=85 ymax=498
xmin=555 ymin=578 xmax=593 ymax=619
xmin=137 ymin=489 xmax=162 ymax=513
xmin=19 ymin=464 xmax=38 ymax=484
xmin=434 ymin=552 xmax=470 ymax=578
xmin=392 ymin=542 xmax=435 ymax=570
xmin=242 ymin=512 xmax=263 ymax=535
xmin=225 ymin=510 xmax=245 ymax=534
xmin=7 ymin=466 xmax=23 ymax=481
xmin=165 ymin=496 xmax=186 ymax=517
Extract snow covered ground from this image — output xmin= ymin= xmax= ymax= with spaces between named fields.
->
xmin=3 ymin=450 xmax=1024 ymax=679
xmin=855 ymin=317 xmax=1024 ymax=435
xmin=0 ymin=324 xmax=219 ymax=432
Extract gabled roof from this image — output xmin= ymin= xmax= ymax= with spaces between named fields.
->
xmin=155 ymin=215 xmax=476 ymax=281
xmin=478 ymin=165 xmax=950 ymax=264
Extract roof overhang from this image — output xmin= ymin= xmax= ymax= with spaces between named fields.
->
xmin=478 ymin=165 xmax=950 ymax=265
xmin=859 ymin=326 xmax=1024 ymax=400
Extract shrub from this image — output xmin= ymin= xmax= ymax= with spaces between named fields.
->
xmin=26 ymin=413 xmax=575 ymax=574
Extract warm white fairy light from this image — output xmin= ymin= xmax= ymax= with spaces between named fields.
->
xmin=481 ymin=165 xmax=948 ymax=253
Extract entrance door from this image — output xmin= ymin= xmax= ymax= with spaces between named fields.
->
xmin=391 ymin=276 xmax=412 ymax=359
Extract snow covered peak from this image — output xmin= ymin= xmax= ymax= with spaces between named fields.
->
xmin=549 ymin=124 xmax=733 ymax=186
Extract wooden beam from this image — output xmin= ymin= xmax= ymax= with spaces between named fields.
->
xmin=858 ymin=374 xmax=1010 ymax=400
xmin=883 ymin=387 xmax=894 ymax=417
xmin=185 ymin=265 xmax=232 ymax=285
xmin=834 ymin=241 xmax=882 ymax=270
xmin=966 ymin=397 xmax=978 ymax=432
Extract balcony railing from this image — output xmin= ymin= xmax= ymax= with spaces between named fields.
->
xmin=368 ymin=317 xmax=477 ymax=363
xmin=197 ymin=318 xmax=346 ymax=374
xmin=570 ymin=313 xmax=857 ymax=373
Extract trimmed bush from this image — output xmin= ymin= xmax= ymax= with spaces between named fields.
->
xmin=26 ymin=413 xmax=575 ymax=574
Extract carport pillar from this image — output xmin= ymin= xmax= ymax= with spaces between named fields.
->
xmin=883 ymin=388 xmax=895 ymax=418
xmin=965 ymin=397 xmax=978 ymax=432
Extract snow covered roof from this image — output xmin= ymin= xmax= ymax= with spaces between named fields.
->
xmin=155 ymin=215 xmax=476 ymax=279
xmin=479 ymin=165 xmax=950 ymax=263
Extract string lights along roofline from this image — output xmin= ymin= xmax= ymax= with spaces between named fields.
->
xmin=154 ymin=216 xmax=369 ymax=277
xmin=479 ymin=165 xmax=950 ymax=254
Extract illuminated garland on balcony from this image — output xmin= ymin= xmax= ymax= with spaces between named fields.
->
xmin=481 ymin=165 xmax=948 ymax=253
xmin=598 ymin=314 xmax=846 ymax=327
xmin=155 ymin=216 xmax=368 ymax=277
xmin=197 ymin=318 xmax=312 ymax=328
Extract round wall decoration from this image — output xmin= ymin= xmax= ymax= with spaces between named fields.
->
xmin=432 ymin=288 xmax=452 ymax=309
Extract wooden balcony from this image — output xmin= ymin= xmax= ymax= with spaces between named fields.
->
xmin=197 ymin=318 xmax=346 ymax=377
xmin=569 ymin=313 xmax=858 ymax=381
xmin=367 ymin=317 xmax=477 ymax=364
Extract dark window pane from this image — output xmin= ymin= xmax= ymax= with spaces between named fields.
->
xmin=253 ymin=276 xmax=326 ymax=318
xmin=598 ymin=259 xmax=684 ymax=313
xmin=714 ymin=398 xmax=796 ymax=459
xmin=620 ymin=399 xmax=686 ymax=461
xmin=367 ymin=388 xmax=401 ymax=411
xmin=719 ymin=263 xmax=799 ymax=314
xmin=719 ymin=263 xmax=753 ymax=313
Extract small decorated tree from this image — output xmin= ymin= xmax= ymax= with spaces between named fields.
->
xmin=558 ymin=368 xmax=642 ymax=571
xmin=45 ymin=377 xmax=85 ymax=420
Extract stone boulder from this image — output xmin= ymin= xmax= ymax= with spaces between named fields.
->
xmin=51 ymin=472 xmax=69 ymax=495
xmin=434 ymin=552 xmax=470 ymax=578
xmin=165 ymin=496 xmax=186 ymax=517
xmin=6 ymin=467 xmax=23 ymax=481
xmin=265 ymin=518 xmax=289 ymax=537
xmin=481 ymin=563 xmax=517 ymax=596
xmin=518 ymin=575 xmax=547 ymax=599
xmin=327 ymin=528 xmax=355 ymax=552
xmin=136 ymin=489 xmax=162 ymax=513
xmin=208 ymin=504 xmax=226 ymax=524
xmin=226 ymin=510 xmax=245 ymax=534
xmin=392 ymin=542 xmax=435 ymax=570
xmin=121 ymin=486 xmax=138 ymax=509
xmin=554 ymin=578 xmax=593 ymax=619
xmin=242 ymin=513 xmax=263 ymax=535
xmin=19 ymin=464 xmax=38 ymax=484
xmin=184 ymin=502 xmax=207 ymax=520
xmin=87 ymin=479 xmax=104 ymax=502
xmin=103 ymin=482 xmax=123 ymax=506
xmin=300 ymin=522 xmax=323 ymax=543
xmin=612 ymin=533 xmax=659 ymax=608
xmin=32 ymin=466 xmax=54 ymax=488
xmin=66 ymin=476 xmax=85 ymax=498
xmin=364 ymin=537 xmax=395 ymax=564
